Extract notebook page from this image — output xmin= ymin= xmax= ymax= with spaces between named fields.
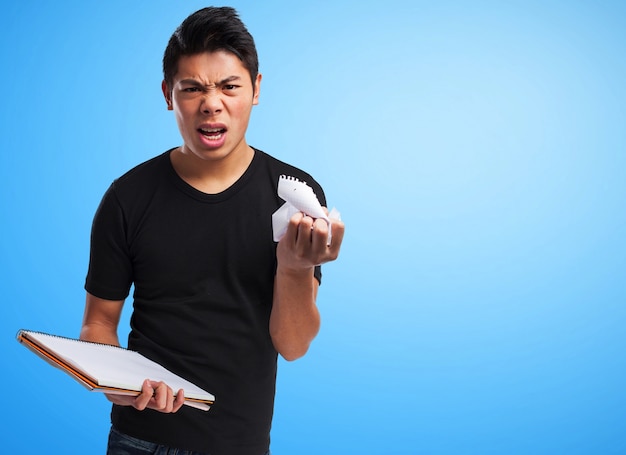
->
xmin=21 ymin=331 xmax=214 ymax=403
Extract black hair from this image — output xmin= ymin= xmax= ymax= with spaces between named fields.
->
xmin=162 ymin=7 xmax=258 ymax=91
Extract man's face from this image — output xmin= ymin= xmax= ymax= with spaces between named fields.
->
xmin=164 ymin=51 xmax=261 ymax=163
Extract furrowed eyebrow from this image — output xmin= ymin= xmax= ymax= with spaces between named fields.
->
xmin=178 ymin=79 xmax=204 ymax=86
xmin=178 ymin=76 xmax=242 ymax=87
xmin=220 ymin=76 xmax=242 ymax=85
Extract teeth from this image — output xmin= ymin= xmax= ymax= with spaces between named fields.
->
xmin=199 ymin=127 xmax=224 ymax=140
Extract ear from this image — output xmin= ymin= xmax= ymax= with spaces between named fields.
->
xmin=252 ymin=73 xmax=262 ymax=106
xmin=161 ymin=80 xmax=173 ymax=110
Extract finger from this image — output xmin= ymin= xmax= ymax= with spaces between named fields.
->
xmin=295 ymin=215 xmax=315 ymax=245
xmin=152 ymin=381 xmax=173 ymax=411
xmin=133 ymin=379 xmax=155 ymax=411
xmin=310 ymin=218 xmax=330 ymax=253
xmin=172 ymin=389 xmax=186 ymax=413
xmin=311 ymin=218 xmax=344 ymax=264
xmin=165 ymin=385 xmax=175 ymax=412
xmin=327 ymin=218 xmax=345 ymax=256
xmin=282 ymin=212 xmax=304 ymax=245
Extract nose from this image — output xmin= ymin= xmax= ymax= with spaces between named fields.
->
xmin=200 ymin=90 xmax=223 ymax=115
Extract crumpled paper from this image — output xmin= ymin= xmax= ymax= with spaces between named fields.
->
xmin=272 ymin=175 xmax=340 ymax=244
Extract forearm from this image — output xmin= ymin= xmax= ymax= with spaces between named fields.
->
xmin=270 ymin=210 xmax=344 ymax=360
xmin=79 ymin=293 xmax=124 ymax=346
xmin=80 ymin=322 xmax=121 ymax=346
xmin=270 ymin=266 xmax=321 ymax=361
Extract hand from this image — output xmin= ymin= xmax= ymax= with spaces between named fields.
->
xmin=276 ymin=209 xmax=344 ymax=273
xmin=105 ymin=379 xmax=185 ymax=413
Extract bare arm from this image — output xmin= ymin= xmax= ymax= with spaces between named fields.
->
xmin=80 ymin=292 xmax=124 ymax=346
xmin=270 ymin=212 xmax=344 ymax=361
xmin=80 ymin=292 xmax=185 ymax=412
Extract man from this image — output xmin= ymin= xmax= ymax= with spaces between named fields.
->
xmin=80 ymin=7 xmax=344 ymax=455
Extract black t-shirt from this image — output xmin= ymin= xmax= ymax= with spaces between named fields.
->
xmin=85 ymin=148 xmax=325 ymax=455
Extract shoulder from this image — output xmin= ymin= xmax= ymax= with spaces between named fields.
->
xmin=107 ymin=150 xmax=172 ymax=196
xmin=253 ymin=148 xmax=326 ymax=204
xmin=97 ymin=150 xmax=173 ymax=212
xmin=254 ymin=149 xmax=314 ymax=179
xmin=114 ymin=151 xmax=170 ymax=186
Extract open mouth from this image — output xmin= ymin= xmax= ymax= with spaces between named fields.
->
xmin=198 ymin=127 xmax=226 ymax=140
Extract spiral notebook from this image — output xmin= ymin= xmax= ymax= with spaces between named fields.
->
xmin=16 ymin=329 xmax=215 ymax=411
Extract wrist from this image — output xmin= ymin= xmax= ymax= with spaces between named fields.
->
xmin=276 ymin=263 xmax=315 ymax=280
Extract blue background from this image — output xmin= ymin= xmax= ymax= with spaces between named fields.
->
xmin=1 ymin=1 xmax=625 ymax=453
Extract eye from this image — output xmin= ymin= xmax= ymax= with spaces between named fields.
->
xmin=223 ymin=84 xmax=239 ymax=91
xmin=182 ymin=87 xmax=201 ymax=93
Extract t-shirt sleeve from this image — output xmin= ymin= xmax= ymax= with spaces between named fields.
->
xmin=84 ymin=183 xmax=133 ymax=301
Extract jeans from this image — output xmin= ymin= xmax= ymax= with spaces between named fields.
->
xmin=107 ymin=427 xmax=270 ymax=455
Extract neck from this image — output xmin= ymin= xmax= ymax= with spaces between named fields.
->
xmin=170 ymin=144 xmax=254 ymax=194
